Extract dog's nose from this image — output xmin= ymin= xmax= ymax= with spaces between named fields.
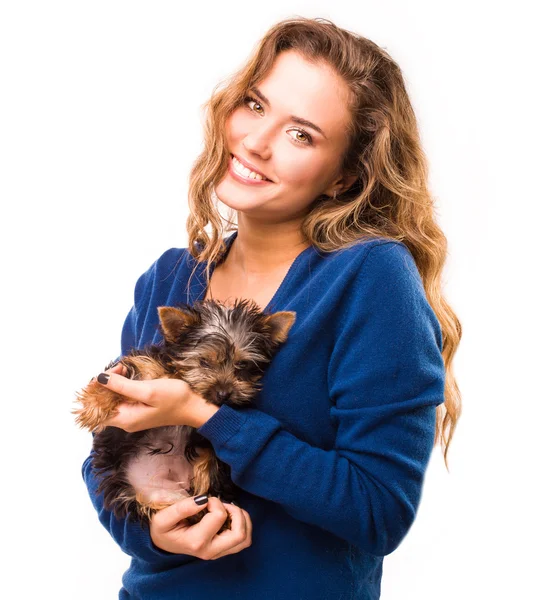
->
xmin=216 ymin=390 xmax=231 ymax=403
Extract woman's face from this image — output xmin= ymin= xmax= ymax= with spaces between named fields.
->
xmin=215 ymin=50 xmax=356 ymax=222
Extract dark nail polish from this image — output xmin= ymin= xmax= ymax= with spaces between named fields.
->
xmin=194 ymin=494 xmax=208 ymax=506
xmin=97 ymin=373 xmax=110 ymax=384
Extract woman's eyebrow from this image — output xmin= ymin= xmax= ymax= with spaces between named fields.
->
xmin=251 ymin=86 xmax=328 ymax=139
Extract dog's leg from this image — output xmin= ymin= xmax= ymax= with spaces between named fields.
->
xmin=185 ymin=448 xmax=233 ymax=531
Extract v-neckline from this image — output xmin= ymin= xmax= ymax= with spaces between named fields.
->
xmin=200 ymin=231 xmax=312 ymax=313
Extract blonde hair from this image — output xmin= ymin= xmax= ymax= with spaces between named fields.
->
xmin=185 ymin=16 xmax=462 ymax=470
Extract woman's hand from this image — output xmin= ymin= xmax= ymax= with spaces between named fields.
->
xmin=150 ymin=496 xmax=253 ymax=560
xmin=92 ymin=365 xmax=219 ymax=432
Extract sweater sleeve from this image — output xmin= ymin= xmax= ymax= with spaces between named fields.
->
xmin=197 ymin=242 xmax=446 ymax=557
xmin=80 ymin=254 xmax=194 ymax=565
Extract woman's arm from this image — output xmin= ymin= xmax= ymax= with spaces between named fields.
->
xmin=196 ymin=243 xmax=446 ymax=557
xmin=80 ymin=257 xmax=194 ymax=565
xmin=81 ymin=449 xmax=188 ymax=564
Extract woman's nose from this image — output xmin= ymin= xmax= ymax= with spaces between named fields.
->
xmin=242 ymin=125 xmax=273 ymax=159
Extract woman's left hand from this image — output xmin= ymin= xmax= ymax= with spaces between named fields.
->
xmin=94 ymin=368 xmax=220 ymax=432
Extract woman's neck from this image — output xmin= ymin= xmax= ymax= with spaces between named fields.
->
xmin=227 ymin=219 xmax=310 ymax=276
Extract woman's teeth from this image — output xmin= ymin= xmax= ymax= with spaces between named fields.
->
xmin=232 ymin=156 xmax=269 ymax=181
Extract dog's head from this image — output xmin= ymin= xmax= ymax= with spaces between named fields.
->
xmin=157 ymin=299 xmax=296 ymax=407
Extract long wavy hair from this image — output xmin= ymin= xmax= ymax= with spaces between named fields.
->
xmin=184 ymin=16 xmax=462 ymax=470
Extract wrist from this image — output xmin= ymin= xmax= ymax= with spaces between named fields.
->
xmin=186 ymin=392 xmax=220 ymax=428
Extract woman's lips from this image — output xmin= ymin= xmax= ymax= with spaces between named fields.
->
xmin=228 ymin=155 xmax=273 ymax=186
xmin=231 ymin=154 xmax=272 ymax=181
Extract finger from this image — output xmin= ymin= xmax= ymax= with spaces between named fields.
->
xmin=185 ymin=497 xmax=230 ymax=544
xmin=152 ymin=496 xmax=214 ymax=534
xmin=242 ymin=506 xmax=252 ymax=542
xmin=101 ymin=400 xmax=154 ymax=430
xmin=207 ymin=504 xmax=251 ymax=559
xmin=107 ymin=363 xmax=127 ymax=376
xmin=90 ymin=362 xmax=126 ymax=383
xmin=208 ymin=507 xmax=250 ymax=559
xmin=96 ymin=371 xmax=155 ymax=404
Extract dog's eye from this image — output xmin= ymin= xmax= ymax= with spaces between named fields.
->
xmin=199 ymin=358 xmax=211 ymax=369
xmin=235 ymin=361 xmax=248 ymax=370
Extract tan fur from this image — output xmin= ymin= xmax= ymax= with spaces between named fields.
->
xmin=189 ymin=448 xmax=216 ymax=496
xmin=72 ymin=355 xmax=171 ymax=432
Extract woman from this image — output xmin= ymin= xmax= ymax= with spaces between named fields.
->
xmin=82 ymin=16 xmax=462 ymax=600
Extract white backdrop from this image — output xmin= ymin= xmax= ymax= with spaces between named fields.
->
xmin=1 ymin=1 xmax=551 ymax=598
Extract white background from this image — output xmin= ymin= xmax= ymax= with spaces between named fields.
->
xmin=1 ymin=1 xmax=551 ymax=598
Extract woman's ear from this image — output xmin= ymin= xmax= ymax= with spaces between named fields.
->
xmin=339 ymin=173 xmax=358 ymax=194
xmin=324 ymin=173 xmax=358 ymax=198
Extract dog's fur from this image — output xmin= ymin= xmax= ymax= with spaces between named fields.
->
xmin=74 ymin=298 xmax=296 ymax=530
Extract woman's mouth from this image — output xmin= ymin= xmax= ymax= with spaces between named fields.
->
xmin=229 ymin=155 xmax=273 ymax=185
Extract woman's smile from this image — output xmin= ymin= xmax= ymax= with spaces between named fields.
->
xmin=228 ymin=155 xmax=274 ymax=186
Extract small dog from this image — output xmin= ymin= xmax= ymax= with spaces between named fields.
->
xmin=74 ymin=298 xmax=296 ymax=530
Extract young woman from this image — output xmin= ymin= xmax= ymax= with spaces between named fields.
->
xmin=82 ymin=16 xmax=462 ymax=600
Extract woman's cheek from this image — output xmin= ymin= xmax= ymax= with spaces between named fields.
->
xmin=279 ymin=152 xmax=321 ymax=187
xmin=226 ymin=111 xmax=252 ymax=143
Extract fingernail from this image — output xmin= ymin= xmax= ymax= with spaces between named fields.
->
xmin=194 ymin=495 xmax=208 ymax=506
xmin=97 ymin=373 xmax=110 ymax=385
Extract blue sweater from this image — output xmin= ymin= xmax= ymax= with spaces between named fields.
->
xmin=81 ymin=231 xmax=445 ymax=600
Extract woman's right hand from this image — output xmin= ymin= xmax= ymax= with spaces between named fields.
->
xmin=98 ymin=364 xmax=253 ymax=559
xmin=150 ymin=496 xmax=253 ymax=560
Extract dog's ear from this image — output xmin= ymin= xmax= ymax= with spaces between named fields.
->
xmin=157 ymin=306 xmax=200 ymax=344
xmin=263 ymin=311 xmax=296 ymax=344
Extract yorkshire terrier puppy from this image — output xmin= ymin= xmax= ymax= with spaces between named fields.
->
xmin=74 ymin=298 xmax=296 ymax=531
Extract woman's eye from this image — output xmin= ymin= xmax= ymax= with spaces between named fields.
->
xmin=199 ymin=358 xmax=211 ymax=369
xmin=292 ymin=130 xmax=310 ymax=144
xmin=243 ymin=95 xmax=313 ymax=146
xmin=244 ymin=96 xmax=263 ymax=114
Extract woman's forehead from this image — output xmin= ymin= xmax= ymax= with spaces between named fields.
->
xmin=254 ymin=51 xmax=351 ymax=140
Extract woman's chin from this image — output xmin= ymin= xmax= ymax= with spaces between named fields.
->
xmin=215 ymin=182 xmax=274 ymax=212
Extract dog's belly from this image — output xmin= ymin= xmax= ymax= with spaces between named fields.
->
xmin=126 ymin=427 xmax=194 ymax=506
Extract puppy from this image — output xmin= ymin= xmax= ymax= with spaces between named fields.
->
xmin=74 ymin=298 xmax=296 ymax=529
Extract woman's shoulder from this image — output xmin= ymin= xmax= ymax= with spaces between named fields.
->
xmin=141 ymin=232 xmax=236 ymax=280
xmin=337 ymin=234 xmax=410 ymax=254
xmin=326 ymin=236 xmax=440 ymax=346
xmin=156 ymin=245 xmax=194 ymax=269
xmin=360 ymin=237 xmax=418 ymax=275
xmin=359 ymin=237 xmax=422 ymax=289
xmin=127 ymin=246 xmax=194 ymax=302
xmin=325 ymin=236 xmax=417 ymax=279
xmin=317 ymin=236 xmax=427 ymax=313
xmin=137 ymin=246 xmax=193 ymax=281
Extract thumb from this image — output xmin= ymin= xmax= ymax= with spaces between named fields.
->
xmin=153 ymin=495 xmax=209 ymax=532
